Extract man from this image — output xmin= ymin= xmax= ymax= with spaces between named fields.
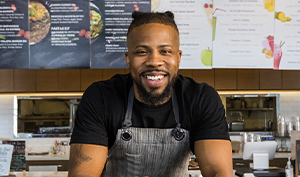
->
xmin=69 ymin=11 xmax=232 ymax=177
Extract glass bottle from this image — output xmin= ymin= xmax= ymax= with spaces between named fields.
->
xmin=285 ymin=157 xmax=293 ymax=177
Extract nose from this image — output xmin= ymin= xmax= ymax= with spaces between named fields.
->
xmin=145 ymin=51 xmax=164 ymax=67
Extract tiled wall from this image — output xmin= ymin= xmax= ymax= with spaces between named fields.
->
xmin=0 ymin=95 xmax=15 ymax=139
xmin=279 ymin=92 xmax=300 ymax=121
xmin=1 ymin=92 xmax=300 ymax=139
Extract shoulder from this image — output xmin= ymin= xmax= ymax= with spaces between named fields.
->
xmin=84 ymin=74 xmax=132 ymax=96
xmin=175 ymin=75 xmax=217 ymax=100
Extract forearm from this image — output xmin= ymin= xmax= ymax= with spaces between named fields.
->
xmin=195 ymin=140 xmax=233 ymax=177
xmin=68 ymin=143 xmax=108 ymax=177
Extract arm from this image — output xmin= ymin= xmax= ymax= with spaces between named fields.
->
xmin=68 ymin=143 xmax=108 ymax=177
xmin=194 ymin=139 xmax=233 ymax=177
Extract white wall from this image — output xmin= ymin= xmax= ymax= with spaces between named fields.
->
xmin=0 ymin=95 xmax=15 ymax=139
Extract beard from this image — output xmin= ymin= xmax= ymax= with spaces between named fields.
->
xmin=131 ymin=70 xmax=178 ymax=107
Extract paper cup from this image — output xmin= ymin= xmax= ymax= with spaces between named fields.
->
xmin=0 ymin=144 xmax=14 ymax=176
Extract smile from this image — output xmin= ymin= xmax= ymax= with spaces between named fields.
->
xmin=145 ymin=75 xmax=165 ymax=81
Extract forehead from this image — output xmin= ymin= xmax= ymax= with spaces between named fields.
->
xmin=127 ymin=23 xmax=179 ymax=47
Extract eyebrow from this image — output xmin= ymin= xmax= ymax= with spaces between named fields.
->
xmin=134 ymin=45 xmax=173 ymax=49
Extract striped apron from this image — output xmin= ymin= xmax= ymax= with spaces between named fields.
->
xmin=101 ymin=87 xmax=192 ymax=177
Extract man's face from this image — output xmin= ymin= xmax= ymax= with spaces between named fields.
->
xmin=125 ymin=23 xmax=182 ymax=106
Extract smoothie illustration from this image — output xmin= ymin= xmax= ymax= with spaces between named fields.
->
xmin=212 ymin=16 xmax=216 ymax=41
xmin=212 ymin=8 xmax=225 ymax=41
xmin=263 ymin=0 xmax=275 ymax=12
xmin=203 ymin=0 xmax=213 ymax=25
xmin=273 ymin=42 xmax=284 ymax=70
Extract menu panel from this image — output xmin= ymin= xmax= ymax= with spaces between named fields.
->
xmin=91 ymin=0 xmax=151 ymax=68
xmin=212 ymin=0 xmax=274 ymax=68
xmin=0 ymin=0 xmax=29 ymax=68
xmin=29 ymin=0 xmax=90 ymax=69
xmin=153 ymin=0 xmax=213 ymax=69
xmin=2 ymin=141 xmax=26 ymax=171
xmin=274 ymin=0 xmax=300 ymax=69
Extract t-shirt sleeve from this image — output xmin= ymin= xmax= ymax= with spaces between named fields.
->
xmin=193 ymin=84 xmax=230 ymax=141
xmin=70 ymin=83 xmax=108 ymax=147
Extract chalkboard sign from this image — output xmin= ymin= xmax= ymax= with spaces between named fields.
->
xmin=2 ymin=141 xmax=26 ymax=171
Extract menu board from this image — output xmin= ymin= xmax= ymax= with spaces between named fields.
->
xmin=2 ymin=141 xmax=26 ymax=171
xmin=212 ymin=0 xmax=275 ymax=68
xmin=0 ymin=0 xmax=29 ymax=69
xmin=29 ymin=0 xmax=90 ymax=69
xmin=152 ymin=0 xmax=213 ymax=69
xmin=91 ymin=0 xmax=151 ymax=68
xmin=273 ymin=0 xmax=300 ymax=70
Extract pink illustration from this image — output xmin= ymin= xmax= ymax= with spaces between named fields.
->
xmin=261 ymin=35 xmax=285 ymax=69
xmin=273 ymin=42 xmax=284 ymax=70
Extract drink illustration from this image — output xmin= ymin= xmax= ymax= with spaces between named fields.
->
xmin=263 ymin=0 xmax=275 ymax=12
xmin=203 ymin=0 xmax=213 ymax=25
xmin=212 ymin=8 xmax=225 ymax=41
xmin=273 ymin=42 xmax=284 ymax=70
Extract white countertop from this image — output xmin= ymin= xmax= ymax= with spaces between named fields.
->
xmin=9 ymin=171 xmax=240 ymax=177
xmin=232 ymin=152 xmax=291 ymax=159
xmin=26 ymin=154 xmax=69 ymax=161
xmin=25 ymin=152 xmax=291 ymax=161
xmin=8 ymin=171 xmax=68 ymax=177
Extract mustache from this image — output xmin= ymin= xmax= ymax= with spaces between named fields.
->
xmin=139 ymin=69 xmax=170 ymax=76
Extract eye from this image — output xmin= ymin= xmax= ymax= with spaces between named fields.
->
xmin=161 ymin=49 xmax=171 ymax=54
xmin=136 ymin=50 xmax=147 ymax=55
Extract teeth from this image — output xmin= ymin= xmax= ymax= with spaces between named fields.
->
xmin=146 ymin=75 xmax=164 ymax=81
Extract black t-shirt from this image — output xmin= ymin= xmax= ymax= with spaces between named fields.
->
xmin=70 ymin=74 xmax=230 ymax=152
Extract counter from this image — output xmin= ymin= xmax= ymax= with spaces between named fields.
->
xmin=8 ymin=171 xmax=240 ymax=177
xmin=232 ymin=152 xmax=291 ymax=159
xmin=26 ymin=154 xmax=69 ymax=161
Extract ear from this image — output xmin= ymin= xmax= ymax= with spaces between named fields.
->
xmin=125 ymin=52 xmax=130 ymax=68
xmin=177 ymin=50 xmax=182 ymax=64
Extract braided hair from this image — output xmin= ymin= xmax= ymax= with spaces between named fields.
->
xmin=127 ymin=11 xmax=179 ymax=36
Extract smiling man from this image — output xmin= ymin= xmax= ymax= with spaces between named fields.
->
xmin=68 ymin=11 xmax=232 ymax=177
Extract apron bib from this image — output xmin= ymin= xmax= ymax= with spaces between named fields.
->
xmin=101 ymin=87 xmax=192 ymax=177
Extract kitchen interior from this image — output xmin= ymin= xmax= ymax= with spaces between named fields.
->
xmin=1 ymin=69 xmax=300 ymax=176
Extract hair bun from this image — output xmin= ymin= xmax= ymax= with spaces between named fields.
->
xmin=164 ymin=11 xmax=174 ymax=19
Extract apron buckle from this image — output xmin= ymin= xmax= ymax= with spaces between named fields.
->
xmin=121 ymin=130 xmax=132 ymax=141
xmin=173 ymin=128 xmax=185 ymax=141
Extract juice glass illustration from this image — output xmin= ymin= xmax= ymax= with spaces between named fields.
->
xmin=273 ymin=44 xmax=282 ymax=70
xmin=263 ymin=0 xmax=275 ymax=11
xmin=212 ymin=16 xmax=216 ymax=41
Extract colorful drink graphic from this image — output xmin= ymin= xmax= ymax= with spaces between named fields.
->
xmin=273 ymin=42 xmax=284 ymax=70
xmin=263 ymin=0 xmax=275 ymax=12
xmin=212 ymin=16 xmax=216 ymax=41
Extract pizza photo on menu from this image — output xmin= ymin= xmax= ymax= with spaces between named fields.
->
xmin=28 ymin=1 xmax=51 ymax=45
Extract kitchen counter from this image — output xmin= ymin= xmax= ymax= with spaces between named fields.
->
xmin=25 ymin=152 xmax=291 ymax=161
xmin=8 ymin=171 xmax=68 ymax=177
xmin=232 ymin=152 xmax=291 ymax=159
xmin=26 ymin=154 xmax=69 ymax=161
xmin=8 ymin=171 xmax=240 ymax=177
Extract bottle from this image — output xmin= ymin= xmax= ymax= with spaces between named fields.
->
xmin=285 ymin=157 xmax=293 ymax=177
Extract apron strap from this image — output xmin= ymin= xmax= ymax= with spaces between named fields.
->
xmin=122 ymin=87 xmax=134 ymax=128
xmin=122 ymin=86 xmax=182 ymax=130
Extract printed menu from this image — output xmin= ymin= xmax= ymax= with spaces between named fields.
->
xmin=153 ymin=0 xmax=213 ymax=69
xmin=0 ymin=0 xmax=29 ymax=69
xmin=273 ymin=0 xmax=300 ymax=70
xmin=2 ymin=140 xmax=26 ymax=171
xmin=29 ymin=0 xmax=90 ymax=69
xmin=212 ymin=0 xmax=275 ymax=68
xmin=91 ymin=0 xmax=151 ymax=68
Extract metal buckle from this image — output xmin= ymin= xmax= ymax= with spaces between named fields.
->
xmin=121 ymin=130 xmax=132 ymax=141
xmin=173 ymin=129 xmax=185 ymax=141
